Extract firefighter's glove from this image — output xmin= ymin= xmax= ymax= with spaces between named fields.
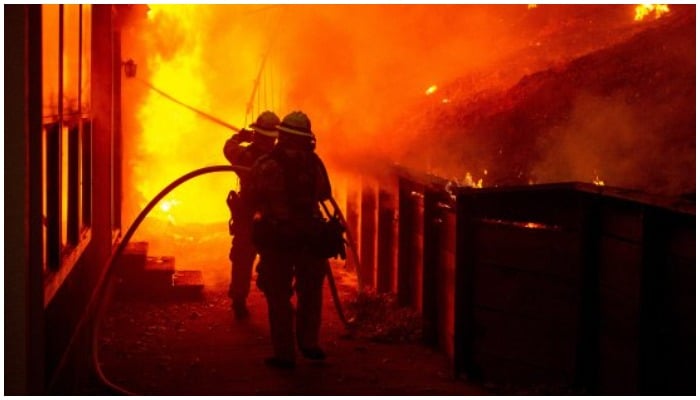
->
xmin=236 ymin=129 xmax=254 ymax=143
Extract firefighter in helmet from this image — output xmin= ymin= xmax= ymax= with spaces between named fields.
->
xmin=224 ymin=110 xmax=280 ymax=319
xmin=244 ymin=111 xmax=331 ymax=368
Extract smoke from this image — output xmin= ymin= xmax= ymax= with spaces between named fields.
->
xmin=121 ymin=5 xmax=648 ymax=185
xmin=267 ymin=4 xmax=609 ymax=168
xmin=117 ymin=5 xmax=692 ymax=277
xmin=120 ymin=4 xmax=542 ymax=277
xmin=533 ymin=94 xmax=633 ymax=185
xmin=123 ymin=5 xmax=655 ymax=168
xmin=507 ymin=7 xmax=695 ymax=196
xmin=530 ymin=92 xmax=693 ymax=194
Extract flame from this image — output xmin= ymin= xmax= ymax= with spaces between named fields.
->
xmin=634 ymin=4 xmax=670 ymax=21
xmin=462 ymin=171 xmax=483 ymax=188
xmin=592 ymin=170 xmax=605 ymax=186
xmin=461 ymin=169 xmax=489 ymax=188
xmin=483 ymin=218 xmax=560 ymax=231
xmin=128 ymin=5 xmax=259 ymax=225
xmin=527 ymin=4 xmax=537 ymax=10
xmin=425 ymin=84 xmax=438 ymax=95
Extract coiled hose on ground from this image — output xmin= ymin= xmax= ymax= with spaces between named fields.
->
xmin=89 ymin=164 xmax=357 ymax=395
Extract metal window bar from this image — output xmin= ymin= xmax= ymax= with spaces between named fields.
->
xmin=67 ymin=122 xmax=80 ymax=245
xmin=81 ymin=118 xmax=92 ymax=228
xmin=46 ymin=123 xmax=61 ymax=270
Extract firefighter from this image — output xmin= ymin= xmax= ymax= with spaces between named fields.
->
xmin=224 ymin=110 xmax=280 ymax=319
xmin=245 ymin=111 xmax=331 ymax=368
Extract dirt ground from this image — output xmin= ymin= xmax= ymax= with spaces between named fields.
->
xmin=97 ymin=251 xmax=490 ymax=396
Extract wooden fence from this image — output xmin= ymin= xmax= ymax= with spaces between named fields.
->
xmin=339 ymin=167 xmax=695 ymax=395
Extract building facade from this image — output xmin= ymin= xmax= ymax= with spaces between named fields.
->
xmin=6 ymin=4 xmax=124 ymax=394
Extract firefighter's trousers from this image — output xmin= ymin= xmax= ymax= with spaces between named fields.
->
xmin=228 ymin=228 xmax=257 ymax=304
xmin=256 ymin=250 xmax=326 ymax=362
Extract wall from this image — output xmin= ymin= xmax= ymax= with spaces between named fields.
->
xmin=4 ymin=5 xmax=45 ymax=395
xmin=4 ymin=5 xmax=125 ymax=394
xmin=44 ymin=5 xmax=123 ymax=393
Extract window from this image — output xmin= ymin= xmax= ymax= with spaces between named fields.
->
xmin=42 ymin=4 xmax=59 ymax=117
xmin=41 ymin=4 xmax=92 ymax=278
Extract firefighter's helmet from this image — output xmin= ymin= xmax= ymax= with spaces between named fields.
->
xmin=249 ymin=111 xmax=280 ymax=138
xmin=277 ymin=111 xmax=313 ymax=137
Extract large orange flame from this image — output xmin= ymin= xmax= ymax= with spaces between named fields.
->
xmin=129 ymin=5 xmax=264 ymax=226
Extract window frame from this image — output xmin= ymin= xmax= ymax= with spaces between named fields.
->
xmin=41 ymin=4 xmax=94 ymax=305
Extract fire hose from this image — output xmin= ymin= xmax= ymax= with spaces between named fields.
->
xmin=89 ymin=165 xmax=358 ymax=395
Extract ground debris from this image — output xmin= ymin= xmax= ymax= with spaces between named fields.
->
xmin=484 ymin=381 xmax=586 ymax=396
xmin=345 ymin=290 xmax=421 ymax=343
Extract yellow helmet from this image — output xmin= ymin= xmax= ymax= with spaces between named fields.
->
xmin=249 ymin=111 xmax=280 ymax=138
xmin=277 ymin=111 xmax=313 ymax=137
